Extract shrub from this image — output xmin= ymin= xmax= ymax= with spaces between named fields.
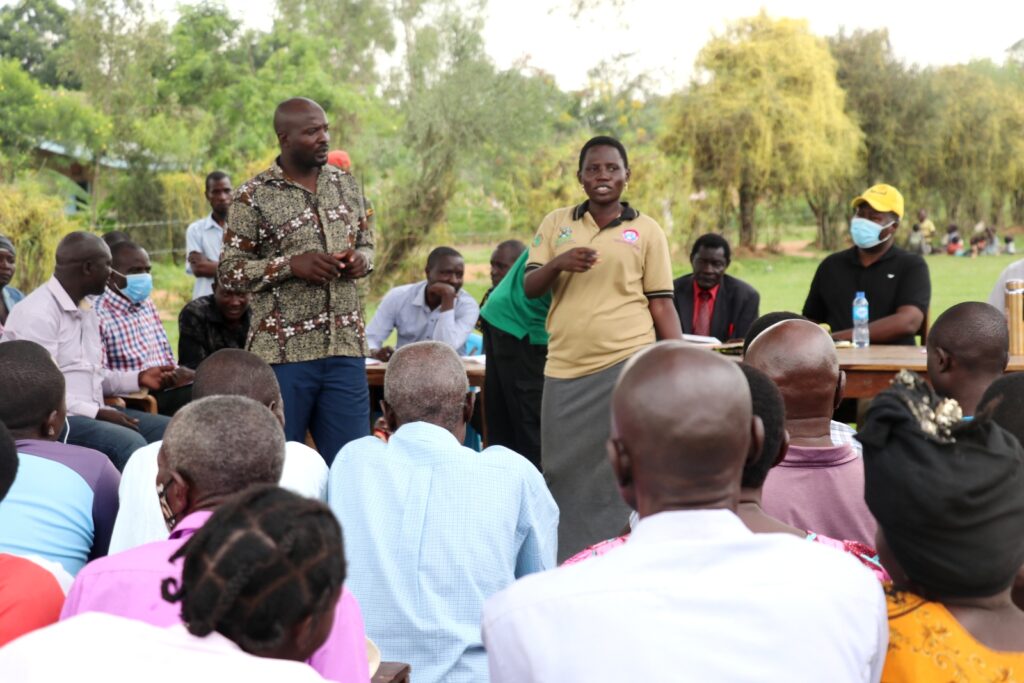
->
xmin=0 ymin=180 xmax=77 ymax=293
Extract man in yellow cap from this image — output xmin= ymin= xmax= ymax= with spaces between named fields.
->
xmin=802 ymin=184 xmax=931 ymax=345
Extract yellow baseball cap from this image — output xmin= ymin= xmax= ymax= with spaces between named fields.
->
xmin=851 ymin=184 xmax=904 ymax=219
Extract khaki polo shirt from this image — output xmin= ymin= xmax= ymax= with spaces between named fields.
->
xmin=526 ymin=202 xmax=673 ymax=379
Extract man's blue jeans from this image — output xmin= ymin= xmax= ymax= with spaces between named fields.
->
xmin=272 ymin=356 xmax=370 ymax=466
xmin=64 ymin=408 xmax=170 ymax=472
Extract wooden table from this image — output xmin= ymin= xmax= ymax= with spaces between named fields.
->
xmin=836 ymin=346 xmax=1024 ymax=398
xmin=372 ymin=662 xmax=411 ymax=683
xmin=366 ymin=359 xmax=489 ymax=444
xmin=366 ymin=359 xmax=486 ymax=387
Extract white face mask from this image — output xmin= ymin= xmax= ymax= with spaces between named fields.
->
xmin=62 ymin=416 xmax=70 ymax=444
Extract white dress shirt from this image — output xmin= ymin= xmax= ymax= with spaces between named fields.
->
xmin=108 ymin=440 xmax=328 ymax=554
xmin=0 ymin=612 xmax=328 ymax=682
xmin=184 ymin=214 xmax=224 ymax=300
xmin=482 ymin=509 xmax=887 ymax=683
xmin=0 ymin=278 xmax=138 ymax=417
xmin=365 ymin=280 xmax=480 ymax=354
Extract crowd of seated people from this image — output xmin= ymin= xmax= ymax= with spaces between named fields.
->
xmin=3 ymin=129 xmax=1024 ymax=682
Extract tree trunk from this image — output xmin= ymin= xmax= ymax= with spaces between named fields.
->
xmin=738 ymin=181 xmax=757 ymax=248
xmin=808 ymin=195 xmax=840 ymax=251
xmin=1012 ymin=189 xmax=1024 ymax=226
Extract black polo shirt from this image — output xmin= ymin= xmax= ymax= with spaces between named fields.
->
xmin=802 ymin=246 xmax=931 ymax=345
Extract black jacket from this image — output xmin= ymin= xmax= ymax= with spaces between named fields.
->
xmin=673 ymin=273 xmax=760 ymax=341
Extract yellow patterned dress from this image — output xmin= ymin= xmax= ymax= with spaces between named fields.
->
xmin=884 ymin=590 xmax=1024 ymax=682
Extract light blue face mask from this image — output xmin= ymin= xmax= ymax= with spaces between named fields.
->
xmin=850 ymin=216 xmax=895 ymax=249
xmin=112 ymin=270 xmax=153 ymax=304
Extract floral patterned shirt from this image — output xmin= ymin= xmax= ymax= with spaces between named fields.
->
xmin=219 ymin=161 xmax=373 ymax=364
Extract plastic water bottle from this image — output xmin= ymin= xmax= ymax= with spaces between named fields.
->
xmin=852 ymin=291 xmax=870 ymax=348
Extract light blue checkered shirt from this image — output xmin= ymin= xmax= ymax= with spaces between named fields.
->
xmin=328 ymin=422 xmax=558 ymax=683
xmin=830 ymin=419 xmax=862 ymax=455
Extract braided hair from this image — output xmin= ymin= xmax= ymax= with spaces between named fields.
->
xmin=161 ymin=485 xmax=345 ymax=655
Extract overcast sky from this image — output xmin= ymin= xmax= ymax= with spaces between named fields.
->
xmin=150 ymin=0 xmax=1022 ymax=93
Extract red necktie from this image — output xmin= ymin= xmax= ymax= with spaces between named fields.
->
xmin=694 ymin=290 xmax=713 ymax=337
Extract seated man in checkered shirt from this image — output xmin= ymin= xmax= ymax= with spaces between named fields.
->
xmin=96 ymin=242 xmax=194 ymax=417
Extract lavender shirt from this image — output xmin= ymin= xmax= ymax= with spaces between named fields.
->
xmin=761 ymin=443 xmax=878 ymax=547
xmin=0 ymin=277 xmax=139 ymax=417
xmin=61 ymin=510 xmax=370 ymax=683
xmin=0 ymin=439 xmax=119 ymax=576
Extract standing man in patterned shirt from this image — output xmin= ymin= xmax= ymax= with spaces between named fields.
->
xmin=219 ymin=98 xmax=373 ymax=465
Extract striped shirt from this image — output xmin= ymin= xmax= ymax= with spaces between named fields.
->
xmin=95 ymin=288 xmax=175 ymax=371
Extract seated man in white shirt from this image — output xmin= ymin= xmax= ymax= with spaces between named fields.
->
xmin=482 ymin=342 xmax=887 ymax=683
xmin=108 ymin=348 xmax=328 ymax=553
xmin=0 ymin=485 xmax=342 ymax=683
xmin=329 ymin=341 xmax=557 ymax=683
xmin=366 ymin=247 xmax=479 ymax=360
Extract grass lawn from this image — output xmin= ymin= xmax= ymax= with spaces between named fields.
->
xmin=152 ymin=235 xmax=1017 ymax=353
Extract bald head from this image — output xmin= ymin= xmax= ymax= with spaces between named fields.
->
xmin=53 ymin=231 xmax=112 ymax=300
xmin=55 ymin=231 xmax=108 ymax=266
xmin=383 ymin=342 xmax=469 ymax=433
xmin=610 ymin=343 xmax=759 ymax=516
xmin=928 ymin=302 xmax=1008 ymax=375
xmin=273 ymin=97 xmax=329 ymax=170
xmin=273 ymin=97 xmax=325 ymax=136
xmin=927 ymin=302 xmax=1008 ymax=414
xmin=745 ymin=320 xmax=841 ymax=421
xmin=194 ymin=349 xmax=281 ymax=406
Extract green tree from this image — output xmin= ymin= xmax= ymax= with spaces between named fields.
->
xmin=0 ymin=59 xmax=110 ymax=179
xmin=376 ymin=2 xmax=559 ymax=279
xmin=274 ymin=0 xmax=395 ymax=84
xmin=666 ymin=13 xmax=862 ymax=248
xmin=0 ymin=0 xmax=77 ymax=88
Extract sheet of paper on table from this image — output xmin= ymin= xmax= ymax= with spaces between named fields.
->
xmin=365 ymin=357 xmax=383 ymax=366
xmin=683 ymin=333 xmax=722 ymax=345
xmin=461 ymin=355 xmax=486 ymax=365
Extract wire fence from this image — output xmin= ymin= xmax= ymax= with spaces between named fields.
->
xmin=111 ymin=220 xmax=515 ymax=264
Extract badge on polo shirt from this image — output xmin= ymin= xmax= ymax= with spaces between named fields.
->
xmin=556 ymin=227 xmax=574 ymax=246
xmin=616 ymin=227 xmax=641 ymax=248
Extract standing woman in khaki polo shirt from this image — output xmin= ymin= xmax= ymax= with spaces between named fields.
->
xmin=524 ymin=136 xmax=682 ymax=560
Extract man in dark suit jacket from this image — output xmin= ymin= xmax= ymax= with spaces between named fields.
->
xmin=674 ymin=233 xmax=760 ymax=342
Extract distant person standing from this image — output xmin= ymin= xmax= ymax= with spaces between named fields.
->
xmin=218 ymin=98 xmax=373 ymax=464
xmin=803 ymin=184 xmax=930 ymax=345
xmin=916 ymin=208 xmax=935 ymax=254
xmin=185 ymin=172 xmax=232 ymax=301
xmin=524 ymin=135 xmax=682 ymax=560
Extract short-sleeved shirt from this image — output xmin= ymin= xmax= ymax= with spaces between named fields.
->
xmin=526 ymin=202 xmax=673 ymax=379
xmin=802 ymin=246 xmax=931 ymax=346
xmin=218 ymin=162 xmax=372 ymax=365
xmin=481 ymin=250 xmax=551 ymax=345
xmin=0 ymin=439 xmax=120 ymax=576
xmin=184 ymin=215 xmax=224 ymax=300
